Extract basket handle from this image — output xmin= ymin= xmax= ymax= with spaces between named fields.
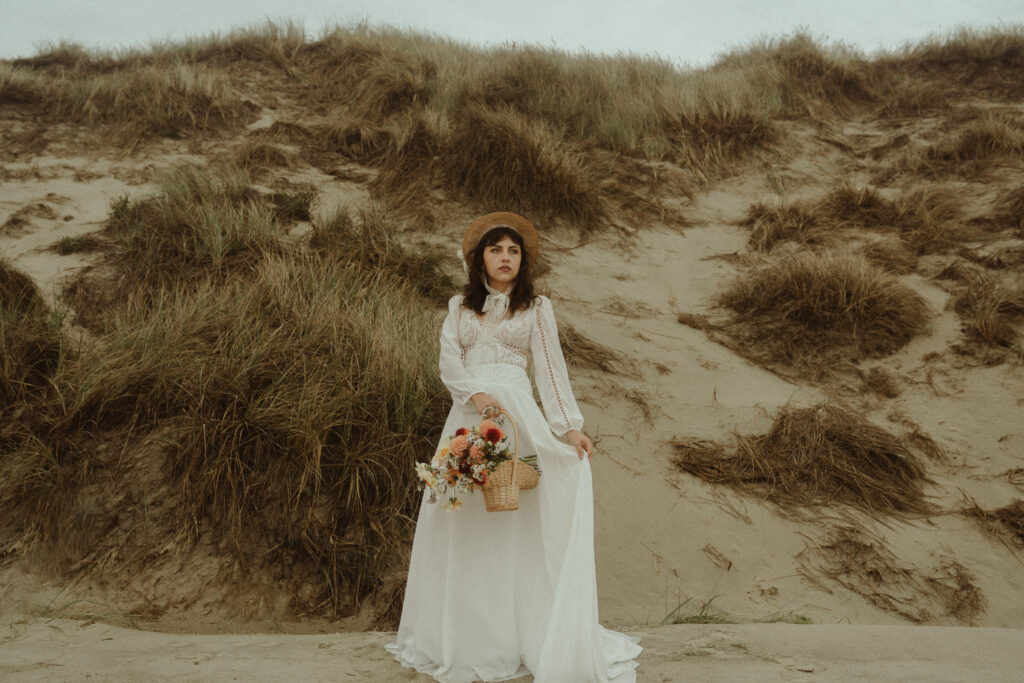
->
xmin=483 ymin=407 xmax=519 ymax=479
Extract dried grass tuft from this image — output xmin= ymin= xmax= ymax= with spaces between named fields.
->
xmin=1006 ymin=468 xmax=1024 ymax=489
xmin=860 ymin=236 xmax=919 ymax=274
xmin=231 ymin=141 xmax=303 ymax=170
xmin=742 ymin=184 xmax=969 ymax=256
xmin=370 ymin=579 xmax=406 ymax=631
xmin=862 ymin=366 xmax=903 ymax=398
xmin=797 ymin=526 xmax=985 ymax=623
xmin=3 ymin=61 xmax=256 ymax=144
xmin=672 ymin=402 xmax=935 ymax=516
xmin=0 ymin=259 xmax=62 ymax=407
xmin=903 ymin=426 xmax=947 ymax=461
xmin=369 ymin=113 xmax=447 ymax=225
xmin=926 ymin=557 xmax=987 ymax=624
xmin=948 ymin=270 xmax=1024 ymax=349
xmin=445 ymin=104 xmax=608 ymax=229
xmin=317 ymin=118 xmax=394 ymax=165
xmin=2 ymin=257 xmax=448 ymax=617
xmin=104 ymin=165 xmax=281 ymax=286
xmin=308 ymin=202 xmax=453 ymax=304
xmin=675 ymin=312 xmax=715 ymax=332
xmin=559 ymin=322 xmax=636 ymax=377
xmin=270 ymin=187 xmax=315 ymax=223
xmin=743 ymin=202 xmax=825 ymax=251
xmin=817 ymin=183 xmax=901 ymax=228
xmin=51 ymin=234 xmax=104 ymax=255
xmin=964 ymin=499 xmax=1024 ymax=548
xmin=718 ymin=251 xmax=931 ymax=363
xmin=892 ymin=26 xmax=1024 ymax=100
xmin=892 ymin=114 xmax=1024 ymax=180
xmin=993 ymin=184 xmax=1024 ymax=235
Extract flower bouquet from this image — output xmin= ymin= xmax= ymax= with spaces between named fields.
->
xmin=416 ymin=409 xmax=540 ymax=512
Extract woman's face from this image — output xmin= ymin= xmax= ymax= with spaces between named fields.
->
xmin=482 ymin=236 xmax=521 ymax=292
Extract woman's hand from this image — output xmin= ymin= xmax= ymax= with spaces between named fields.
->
xmin=565 ymin=430 xmax=593 ymax=460
xmin=470 ymin=392 xmax=503 ymax=416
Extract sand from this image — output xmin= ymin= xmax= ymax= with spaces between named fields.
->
xmin=2 ymin=94 xmax=1023 ymax=680
xmin=3 ymin=618 xmax=1022 ymax=682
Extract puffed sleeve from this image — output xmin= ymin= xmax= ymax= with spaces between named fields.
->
xmin=529 ymin=296 xmax=585 ymax=436
xmin=439 ymin=295 xmax=485 ymax=407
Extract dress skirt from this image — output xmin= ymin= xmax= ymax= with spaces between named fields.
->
xmin=385 ymin=363 xmax=642 ymax=683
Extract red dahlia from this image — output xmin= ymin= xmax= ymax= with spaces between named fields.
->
xmin=484 ymin=427 xmax=502 ymax=444
xmin=455 ymin=427 xmax=469 ymax=436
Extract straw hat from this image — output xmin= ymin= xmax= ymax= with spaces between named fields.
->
xmin=461 ymin=212 xmax=539 ymax=270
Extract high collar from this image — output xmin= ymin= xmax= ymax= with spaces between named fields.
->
xmin=484 ymin=279 xmax=514 ymax=297
xmin=482 ymin=279 xmax=514 ymax=317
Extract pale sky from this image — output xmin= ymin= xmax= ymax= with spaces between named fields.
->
xmin=2 ymin=0 xmax=1023 ymax=66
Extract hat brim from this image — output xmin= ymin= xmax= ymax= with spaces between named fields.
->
xmin=462 ymin=212 xmax=539 ymax=268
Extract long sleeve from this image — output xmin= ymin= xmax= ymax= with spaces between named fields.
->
xmin=438 ymin=295 xmax=484 ymax=407
xmin=529 ymin=295 xmax=585 ymax=437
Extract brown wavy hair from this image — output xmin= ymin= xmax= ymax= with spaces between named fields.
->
xmin=461 ymin=226 xmax=537 ymax=315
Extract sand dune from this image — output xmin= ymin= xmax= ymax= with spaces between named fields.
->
xmin=2 ymin=23 xmax=1023 ymax=682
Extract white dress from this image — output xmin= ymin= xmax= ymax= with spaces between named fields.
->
xmin=385 ymin=294 xmax=642 ymax=683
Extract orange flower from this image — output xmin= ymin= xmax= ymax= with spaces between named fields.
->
xmin=450 ymin=435 xmax=468 ymax=457
xmin=478 ymin=418 xmax=499 ymax=434
xmin=469 ymin=443 xmax=486 ymax=462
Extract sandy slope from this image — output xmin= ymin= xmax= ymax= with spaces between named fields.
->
xmin=2 ymin=111 xmax=1024 ymax=677
xmin=2 ymin=617 xmax=1022 ymax=682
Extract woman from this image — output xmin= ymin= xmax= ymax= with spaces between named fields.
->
xmin=385 ymin=212 xmax=642 ymax=682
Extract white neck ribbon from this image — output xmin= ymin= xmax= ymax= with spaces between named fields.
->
xmin=482 ymin=279 xmax=514 ymax=318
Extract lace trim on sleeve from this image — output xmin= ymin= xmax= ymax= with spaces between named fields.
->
xmin=535 ymin=304 xmax=572 ymax=429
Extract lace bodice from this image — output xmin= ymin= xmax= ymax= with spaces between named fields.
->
xmin=459 ymin=301 xmax=531 ymax=369
xmin=438 ymin=294 xmax=584 ymax=436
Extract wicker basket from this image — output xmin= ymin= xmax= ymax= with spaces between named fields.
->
xmin=481 ymin=409 xmax=539 ymax=512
